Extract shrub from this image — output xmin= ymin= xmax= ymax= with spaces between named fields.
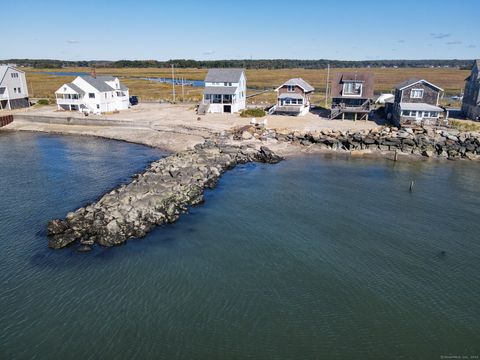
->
xmin=37 ymin=99 xmax=50 ymax=106
xmin=240 ymin=108 xmax=266 ymax=118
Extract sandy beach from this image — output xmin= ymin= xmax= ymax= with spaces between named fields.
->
xmin=1 ymin=103 xmax=382 ymax=154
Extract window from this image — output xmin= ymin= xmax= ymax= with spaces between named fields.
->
xmin=18 ymin=87 xmax=21 ymax=93
xmin=11 ymin=73 xmax=18 ymax=78
xmin=409 ymin=111 xmax=417 ymax=117
xmin=96 ymin=104 xmax=100 ymax=109
xmin=13 ymin=88 xmax=17 ymax=93
xmin=224 ymin=82 xmax=232 ymax=86
xmin=287 ymin=85 xmax=295 ymax=92
xmin=89 ymin=93 xmax=95 ymax=98
xmin=410 ymin=89 xmax=424 ymax=99
xmin=343 ymin=82 xmax=362 ymax=96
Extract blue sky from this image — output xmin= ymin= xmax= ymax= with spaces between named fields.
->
xmin=2 ymin=0 xmax=478 ymax=61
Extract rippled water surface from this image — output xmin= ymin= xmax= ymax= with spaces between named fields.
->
xmin=1 ymin=132 xmax=479 ymax=359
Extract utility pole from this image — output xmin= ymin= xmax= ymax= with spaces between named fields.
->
xmin=171 ymin=64 xmax=176 ymax=103
xmin=181 ymin=77 xmax=185 ymax=102
xmin=325 ymin=63 xmax=330 ymax=108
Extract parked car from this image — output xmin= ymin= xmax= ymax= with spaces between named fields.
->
xmin=129 ymin=96 xmax=139 ymax=106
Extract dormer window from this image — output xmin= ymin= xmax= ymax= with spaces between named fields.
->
xmin=287 ymin=85 xmax=295 ymax=92
xmin=410 ymin=89 xmax=424 ymax=99
xmin=343 ymin=82 xmax=362 ymax=96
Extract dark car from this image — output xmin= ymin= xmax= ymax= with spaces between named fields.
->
xmin=129 ymin=96 xmax=139 ymax=106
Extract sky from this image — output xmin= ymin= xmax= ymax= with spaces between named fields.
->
xmin=1 ymin=0 xmax=479 ymax=61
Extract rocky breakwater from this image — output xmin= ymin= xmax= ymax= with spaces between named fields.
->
xmin=48 ymin=141 xmax=282 ymax=250
xmin=233 ymin=125 xmax=480 ymax=160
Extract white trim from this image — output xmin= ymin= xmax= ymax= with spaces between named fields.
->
xmin=398 ymin=79 xmax=444 ymax=92
xmin=410 ymin=88 xmax=424 ymax=99
xmin=342 ymin=82 xmax=363 ymax=97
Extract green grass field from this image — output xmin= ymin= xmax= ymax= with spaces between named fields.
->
xmin=25 ymin=67 xmax=468 ymax=107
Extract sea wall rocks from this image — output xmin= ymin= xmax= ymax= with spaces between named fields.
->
xmin=48 ymin=142 xmax=282 ymax=250
xmin=232 ymin=125 xmax=480 ymax=160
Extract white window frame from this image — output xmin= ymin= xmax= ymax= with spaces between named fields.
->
xmin=342 ymin=82 xmax=363 ymax=97
xmin=287 ymin=85 xmax=295 ymax=92
xmin=410 ymin=89 xmax=424 ymax=99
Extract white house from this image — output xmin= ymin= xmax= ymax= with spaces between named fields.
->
xmin=55 ymin=74 xmax=129 ymax=114
xmin=0 ymin=64 xmax=30 ymax=110
xmin=199 ymin=68 xmax=246 ymax=114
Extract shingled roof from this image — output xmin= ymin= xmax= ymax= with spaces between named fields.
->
xmin=277 ymin=78 xmax=314 ymax=92
xmin=330 ymin=72 xmax=375 ymax=98
xmin=394 ymin=78 xmax=443 ymax=91
xmin=205 ymin=68 xmax=245 ymax=83
xmin=79 ymin=75 xmax=116 ymax=92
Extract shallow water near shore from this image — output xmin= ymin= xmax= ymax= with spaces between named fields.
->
xmin=1 ymin=132 xmax=479 ymax=359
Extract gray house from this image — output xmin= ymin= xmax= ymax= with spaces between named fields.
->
xmin=386 ymin=78 xmax=444 ymax=127
xmin=0 ymin=64 xmax=29 ymax=110
xmin=462 ymin=59 xmax=480 ymax=120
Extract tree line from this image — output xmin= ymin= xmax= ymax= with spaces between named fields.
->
xmin=1 ymin=58 xmax=474 ymax=70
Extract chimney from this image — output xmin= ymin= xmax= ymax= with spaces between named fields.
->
xmin=91 ymin=68 xmax=97 ymax=78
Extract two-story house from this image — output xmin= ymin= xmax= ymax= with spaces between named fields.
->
xmin=330 ymin=72 xmax=374 ymax=120
xmin=0 ymin=64 xmax=30 ymax=110
xmin=462 ymin=59 xmax=480 ymax=120
xmin=386 ymin=78 xmax=444 ymax=126
xmin=55 ymin=73 xmax=129 ymax=114
xmin=274 ymin=78 xmax=314 ymax=116
xmin=199 ymin=68 xmax=246 ymax=114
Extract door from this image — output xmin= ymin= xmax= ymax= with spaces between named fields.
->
xmin=223 ymin=105 xmax=231 ymax=113
xmin=415 ymin=111 xmax=422 ymax=122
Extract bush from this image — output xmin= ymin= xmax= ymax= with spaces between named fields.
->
xmin=37 ymin=99 xmax=50 ymax=106
xmin=240 ymin=108 xmax=266 ymax=118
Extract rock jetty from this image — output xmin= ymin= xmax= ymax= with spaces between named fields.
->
xmin=48 ymin=141 xmax=282 ymax=250
xmin=232 ymin=125 xmax=480 ymax=160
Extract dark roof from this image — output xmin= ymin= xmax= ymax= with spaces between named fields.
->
xmin=278 ymin=78 xmax=314 ymax=92
xmin=204 ymin=86 xmax=238 ymax=95
xmin=394 ymin=78 xmax=422 ymax=90
xmin=394 ymin=78 xmax=443 ymax=91
xmin=330 ymin=72 xmax=374 ymax=98
xmin=205 ymin=68 xmax=245 ymax=83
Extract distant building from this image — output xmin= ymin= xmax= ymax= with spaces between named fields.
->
xmin=199 ymin=69 xmax=246 ymax=114
xmin=55 ymin=73 xmax=129 ymax=114
xmin=274 ymin=78 xmax=314 ymax=116
xmin=330 ymin=72 xmax=374 ymax=120
xmin=462 ymin=59 xmax=480 ymax=120
xmin=0 ymin=64 xmax=30 ymax=110
xmin=386 ymin=78 xmax=444 ymax=126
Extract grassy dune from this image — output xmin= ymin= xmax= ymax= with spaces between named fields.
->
xmin=25 ymin=67 xmax=468 ymax=107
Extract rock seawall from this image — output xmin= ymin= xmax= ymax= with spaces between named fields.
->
xmin=48 ymin=142 xmax=282 ymax=250
xmin=233 ymin=125 xmax=480 ymax=160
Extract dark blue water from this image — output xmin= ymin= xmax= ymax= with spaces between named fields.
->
xmin=142 ymin=77 xmax=205 ymax=87
xmin=36 ymin=71 xmax=88 ymax=77
xmin=1 ymin=132 xmax=479 ymax=359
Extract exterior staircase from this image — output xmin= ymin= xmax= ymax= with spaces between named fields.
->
xmin=197 ymin=100 xmax=210 ymax=115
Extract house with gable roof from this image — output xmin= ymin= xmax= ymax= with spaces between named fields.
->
xmin=274 ymin=78 xmax=314 ymax=116
xmin=385 ymin=78 xmax=444 ymax=126
xmin=0 ymin=64 xmax=30 ymax=110
xmin=199 ymin=68 xmax=246 ymax=114
xmin=462 ymin=59 xmax=480 ymax=120
xmin=55 ymin=73 xmax=129 ymax=114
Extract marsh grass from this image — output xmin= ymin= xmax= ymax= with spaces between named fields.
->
xmin=25 ymin=67 xmax=468 ymax=105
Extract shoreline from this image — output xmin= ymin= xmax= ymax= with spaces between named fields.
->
xmin=2 ymin=120 xmax=478 ymax=163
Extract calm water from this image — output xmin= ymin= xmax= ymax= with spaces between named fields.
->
xmin=0 ymin=132 xmax=479 ymax=360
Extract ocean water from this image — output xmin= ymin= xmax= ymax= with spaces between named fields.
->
xmin=0 ymin=132 xmax=479 ymax=360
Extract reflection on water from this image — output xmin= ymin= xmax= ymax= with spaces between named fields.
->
xmin=0 ymin=132 xmax=479 ymax=359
